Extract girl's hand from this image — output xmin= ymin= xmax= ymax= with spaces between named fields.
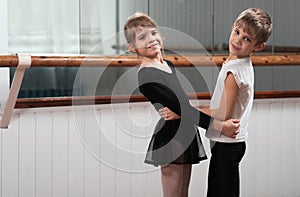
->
xmin=198 ymin=104 xmax=210 ymax=109
xmin=158 ymin=107 xmax=181 ymax=121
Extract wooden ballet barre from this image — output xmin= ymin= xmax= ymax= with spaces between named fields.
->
xmin=0 ymin=53 xmax=300 ymax=124
xmin=1 ymin=54 xmax=300 ymax=67
xmin=13 ymin=91 xmax=300 ymax=109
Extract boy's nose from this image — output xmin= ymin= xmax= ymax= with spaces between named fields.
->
xmin=236 ymin=36 xmax=243 ymax=44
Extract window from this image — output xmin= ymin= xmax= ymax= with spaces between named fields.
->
xmin=6 ymin=0 xmax=300 ymax=98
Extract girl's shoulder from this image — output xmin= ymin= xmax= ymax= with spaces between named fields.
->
xmin=164 ymin=59 xmax=174 ymax=67
xmin=138 ymin=66 xmax=163 ymax=84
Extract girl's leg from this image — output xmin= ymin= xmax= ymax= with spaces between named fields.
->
xmin=181 ymin=164 xmax=192 ymax=197
xmin=161 ymin=164 xmax=183 ymax=197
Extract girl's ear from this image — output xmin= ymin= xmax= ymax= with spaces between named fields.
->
xmin=128 ymin=44 xmax=136 ymax=53
xmin=254 ymin=42 xmax=266 ymax=52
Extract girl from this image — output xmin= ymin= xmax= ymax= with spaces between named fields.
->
xmin=124 ymin=12 xmax=240 ymax=197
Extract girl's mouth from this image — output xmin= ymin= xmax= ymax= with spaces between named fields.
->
xmin=147 ymin=42 xmax=159 ymax=48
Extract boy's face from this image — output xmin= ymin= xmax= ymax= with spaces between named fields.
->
xmin=131 ymin=26 xmax=163 ymax=58
xmin=229 ymin=25 xmax=264 ymax=58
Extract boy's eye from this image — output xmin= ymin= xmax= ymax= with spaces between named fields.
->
xmin=244 ymin=37 xmax=251 ymax=42
xmin=234 ymin=29 xmax=239 ymax=35
xmin=151 ymin=31 xmax=157 ymax=36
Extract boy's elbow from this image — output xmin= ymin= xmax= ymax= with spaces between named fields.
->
xmin=224 ymin=112 xmax=233 ymax=120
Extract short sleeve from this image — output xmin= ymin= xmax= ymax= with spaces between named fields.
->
xmin=225 ymin=69 xmax=243 ymax=88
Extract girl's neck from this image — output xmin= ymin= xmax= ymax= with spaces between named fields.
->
xmin=139 ymin=57 xmax=172 ymax=74
xmin=140 ymin=55 xmax=163 ymax=65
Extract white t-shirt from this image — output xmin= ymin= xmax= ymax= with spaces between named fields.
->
xmin=206 ymin=57 xmax=254 ymax=143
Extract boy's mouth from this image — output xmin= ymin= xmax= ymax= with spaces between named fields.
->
xmin=231 ymin=43 xmax=241 ymax=51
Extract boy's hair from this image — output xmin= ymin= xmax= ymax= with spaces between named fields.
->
xmin=124 ymin=12 xmax=158 ymax=44
xmin=234 ymin=8 xmax=272 ymax=44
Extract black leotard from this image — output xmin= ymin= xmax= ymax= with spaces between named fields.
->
xmin=138 ymin=60 xmax=212 ymax=166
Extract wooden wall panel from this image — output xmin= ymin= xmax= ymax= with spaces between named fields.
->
xmin=0 ymin=99 xmax=300 ymax=196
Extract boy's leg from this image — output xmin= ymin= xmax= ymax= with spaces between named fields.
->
xmin=207 ymin=141 xmax=246 ymax=197
xmin=207 ymin=142 xmax=228 ymax=197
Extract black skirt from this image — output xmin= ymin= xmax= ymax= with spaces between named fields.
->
xmin=144 ymin=118 xmax=207 ymax=166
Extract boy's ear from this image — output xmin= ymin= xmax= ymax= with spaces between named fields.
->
xmin=128 ymin=44 xmax=136 ymax=53
xmin=231 ymin=24 xmax=235 ymax=31
xmin=254 ymin=42 xmax=266 ymax=52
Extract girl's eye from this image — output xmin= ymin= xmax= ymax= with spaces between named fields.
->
xmin=152 ymin=31 xmax=157 ymax=36
xmin=234 ymin=29 xmax=239 ymax=35
xmin=138 ymin=35 xmax=145 ymax=40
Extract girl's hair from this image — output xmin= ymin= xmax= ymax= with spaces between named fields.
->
xmin=234 ymin=8 xmax=272 ymax=44
xmin=124 ymin=12 xmax=158 ymax=44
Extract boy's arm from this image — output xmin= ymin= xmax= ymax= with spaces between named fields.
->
xmin=159 ymin=106 xmax=240 ymax=138
xmin=157 ymin=72 xmax=240 ymax=137
xmin=200 ymin=72 xmax=239 ymax=121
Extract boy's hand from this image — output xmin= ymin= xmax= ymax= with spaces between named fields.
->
xmin=158 ymin=107 xmax=181 ymax=121
xmin=221 ymin=119 xmax=240 ymax=138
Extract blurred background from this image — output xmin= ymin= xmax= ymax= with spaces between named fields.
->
xmin=6 ymin=0 xmax=300 ymax=97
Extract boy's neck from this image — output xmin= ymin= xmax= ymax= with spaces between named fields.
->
xmin=227 ymin=54 xmax=251 ymax=62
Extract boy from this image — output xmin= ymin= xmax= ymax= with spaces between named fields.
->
xmin=202 ymin=8 xmax=272 ymax=197
xmin=160 ymin=7 xmax=272 ymax=197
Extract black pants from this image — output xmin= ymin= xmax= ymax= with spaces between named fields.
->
xmin=207 ymin=141 xmax=246 ymax=197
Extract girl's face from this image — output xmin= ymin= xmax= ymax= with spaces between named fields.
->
xmin=229 ymin=25 xmax=261 ymax=59
xmin=133 ymin=26 xmax=163 ymax=59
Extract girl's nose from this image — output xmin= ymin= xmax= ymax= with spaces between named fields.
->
xmin=149 ymin=34 xmax=155 ymax=41
xmin=148 ymin=36 xmax=156 ymax=44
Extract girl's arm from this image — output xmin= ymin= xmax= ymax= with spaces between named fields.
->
xmin=139 ymin=68 xmax=211 ymax=129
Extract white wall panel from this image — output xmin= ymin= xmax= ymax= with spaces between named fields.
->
xmin=68 ymin=110 xmax=84 ymax=197
xmin=36 ymin=112 xmax=52 ymax=197
xmin=130 ymin=106 xmax=148 ymax=197
xmin=19 ymin=112 xmax=36 ymax=197
xmin=0 ymin=99 xmax=300 ymax=196
xmin=52 ymin=111 xmax=69 ymax=197
xmin=1 ymin=114 xmax=19 ymax=197
xmin=99 ymin=108 xmax=116 ymax=196
xmin=241 ymin=99 xmax=300 ymax=197
xmin=115 ymin=107 xmax=132 ymax=197
xmin=83 ymin=109 xmax=100 ymax=197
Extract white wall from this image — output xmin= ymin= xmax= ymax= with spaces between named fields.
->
xmin=0 ymin=98 xmax=300 ymax=197
xmin=0 ymin=0 xmax=9 ymax=113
